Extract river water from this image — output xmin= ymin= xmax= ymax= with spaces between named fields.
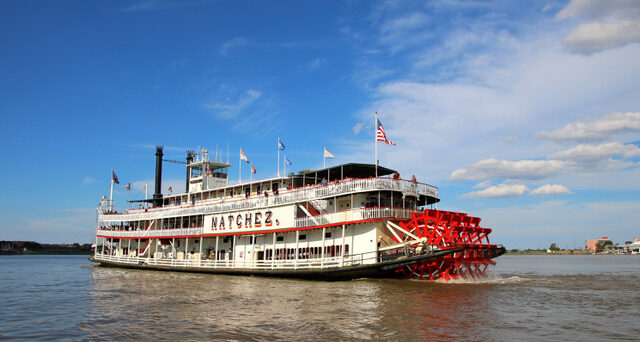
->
xmin=0 ymin=255 xmax=638 ymax=341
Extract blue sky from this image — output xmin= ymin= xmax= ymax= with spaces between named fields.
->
xmin=1 ymin=0 xmax=639 ymax=248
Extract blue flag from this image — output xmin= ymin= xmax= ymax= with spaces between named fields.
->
xmin=112 ymin=171 xmax=120 ymax=184
xmin=285 ymin=157 xmax=292 ymax=165
xmin=277 ymin=138 xmax=285 ymax=151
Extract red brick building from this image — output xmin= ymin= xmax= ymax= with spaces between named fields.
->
xmin=585 ymin=237 xmax=610 ymax=251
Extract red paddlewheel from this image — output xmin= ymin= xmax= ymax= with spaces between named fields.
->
xmin=392 ymin=209 xmax=504 ymax=281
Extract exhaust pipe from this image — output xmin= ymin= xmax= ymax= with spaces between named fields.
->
xmin=153 ymin=146 xmax=163 ymax=207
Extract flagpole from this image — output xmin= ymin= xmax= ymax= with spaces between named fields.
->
xmin=375 ymin=111 xmax=378 ymax=177
xmin=145 ymin=182 xmax=148 ymax=209
xmin=109 ymin=169 xmax=114 ymax=202
xmin=284 ymin=155 xmax=287 ymax=176
xmin=239 ymin=150 xmax=242 ymax=184
xmin=323 ymin=148 xmax=326 ymax=169
xmin=277 ymin=137 xmax=280 ymax=177
xmin=250 ymin=164 xmax=253 ymax=183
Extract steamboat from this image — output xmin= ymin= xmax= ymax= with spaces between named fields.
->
xmin=91 ymin=145 xmax=504 ymax=281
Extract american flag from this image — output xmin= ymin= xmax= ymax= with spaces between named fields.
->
xmin=112 ymin=170 xmax=120 ymax=184
xmin=376 ymin=119 xmax=396 ymax=146
xmin=324 ymin=147 xmax=335 ymax=158
xmin=251 ymin=164 xmax=256 ymax=174
xmin=125 ymin=183 xmax=131 ymax=191
xmin=240 ymin=148 xmax=249 ymax=163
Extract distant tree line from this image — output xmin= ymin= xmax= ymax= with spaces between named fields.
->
xmin=0 ymin=241 xmax=92 ymax=255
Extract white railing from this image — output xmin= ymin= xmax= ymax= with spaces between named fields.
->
xmin=93 ymin=249 xmax=382 ymax=270
xmin=98 ymin=178 xmax=438 ymax=222
xmin=294 ymin=207 xmax=415 ymax=228
xmin=96 ymin=207 xmax=415 ymax=238
xmin=97 ymin=227 xmax=204 ymax=238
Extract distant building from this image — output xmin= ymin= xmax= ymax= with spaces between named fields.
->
xmin=585 ymin=236 xmax=610 ymax=251
xmin=629 ymin=238 xmax=640 ymax=254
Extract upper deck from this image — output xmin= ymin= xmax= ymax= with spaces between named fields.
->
xmin=98 ymin=175 xmax=438 ymax=222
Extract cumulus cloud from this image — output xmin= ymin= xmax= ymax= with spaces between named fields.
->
xmin=531 ymin=184 xmax=573 ymax=195
xmin=536 ymin=112 xmax=640 ymax=142
xmin=462 ymin=183 xmax=529 ymax=199
xmin=548 ymin=142 xmax=640 ymax=171
xmin=549 ymin=141 xmax=640 ymax=161
xmin=557 ymin=0 xmax=640 ymax=54
xmin=450 ymin=158 xmax=565 ymax=181
xmin=564 ymin=20 xmax=640 ymax=54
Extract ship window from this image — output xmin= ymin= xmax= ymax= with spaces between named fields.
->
xmin=325 ymin=232 xmax=331 ymax=238
xmin=299 ymin=234 xmax=306 ymax=240
xmin=276 ymin=236 xmax=284 ymax=242
xmin=223 ymin=238 xmax=229 ymax=243
xmin=191 ymin=165 xmax=203 ymax=178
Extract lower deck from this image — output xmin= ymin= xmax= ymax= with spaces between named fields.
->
xmin=90 ymin=247 xmax=461 ymax=280
xmin=94 ymin=222 xmax=399 ymax=271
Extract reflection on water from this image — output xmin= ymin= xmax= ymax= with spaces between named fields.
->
xmin=1 ymin=255 xmax=639 ymax=341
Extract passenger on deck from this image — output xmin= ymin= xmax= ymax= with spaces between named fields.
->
xmin=321 ymin=177 xmax=327 ymax=186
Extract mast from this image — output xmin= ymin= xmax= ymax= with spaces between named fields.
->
xmin=109 ymin=168 xmax=114 ymax=211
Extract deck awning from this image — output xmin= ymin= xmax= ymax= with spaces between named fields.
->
xmin=297 ymin=163 xmax=397 ymax=181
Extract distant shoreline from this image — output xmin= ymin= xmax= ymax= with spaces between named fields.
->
xmin=0 ymin=251 xmax=92 ymax=256
xmin=1 ymin=241 xmax=92 ymax=256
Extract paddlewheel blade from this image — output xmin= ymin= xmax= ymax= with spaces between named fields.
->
xmin=393 ymin=209 xmax=505 ymax=281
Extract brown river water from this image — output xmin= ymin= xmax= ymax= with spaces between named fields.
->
xmin=1 ymin=255 xmax=638 ymax=341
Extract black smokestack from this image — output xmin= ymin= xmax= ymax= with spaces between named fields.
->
xmin=153 ymin=146 xmax=163 ymax=207
xmin=186 ymin=151 xmax=195 ymax=194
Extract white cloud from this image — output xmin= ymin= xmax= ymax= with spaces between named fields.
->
xmin=548 ymin=142 xmax=640 ymax=170
xmin=536 ymin=112 xmax=640 ymax=142
xmin=342 ymin=1 xmax=640 ymax=197
xmin=531 ymin=184 xmax=573 ymax=195
xmin=220 ymin=37 xmax=249 ymax=55
xmin=473 ymin=180 xmax=492 ymax=189
xmin=352 ymin=122 xmax=364 ymax=135
xmin=564 ymin=20 xmax=640 ymax=54
xmin=205 ymin=89 xmax=262 ymax=119
xmin=379 ymin=12 xmax=431 ymax=52
xmin=450 ymin=158 xmax=565 ymax=181
xmin=555 ymin=0 xmax=640 ymax=21
xmin=556 ymin=0 xmax=640 ymax=54
xmin=462 ymin=183 xmax=529 ymax=199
